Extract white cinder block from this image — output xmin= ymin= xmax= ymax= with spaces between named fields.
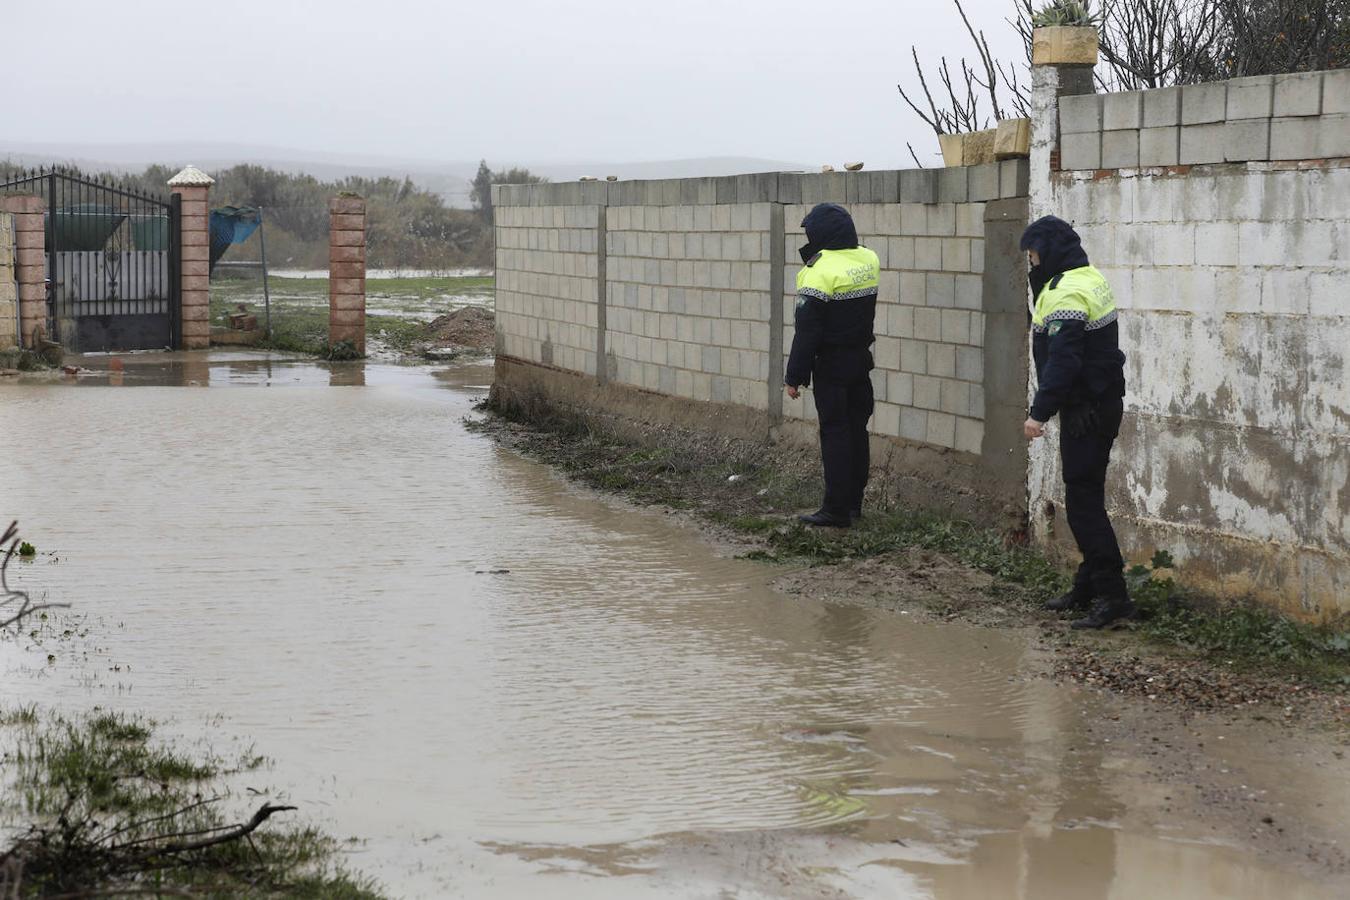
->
xmin=1259 ymin=268 xmax=1310 ymax=315
xmin=1308 ymin=271 xmax=1344 ymax=318
xmin=955 ymin=417 xmax=984 ymax=455
xmin=873 ymin=402 xmax=901 ymax=437
xmin=1152 ymin=224 xmax=1195 ymax=266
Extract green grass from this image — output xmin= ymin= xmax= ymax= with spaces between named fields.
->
xmin=20 ymin=712 xmax=216 ymax=819
xmin=1120 ymin=555 xmax=1350 ymax=681
xmin=367 ymin=274 xmax=495 ymax=299
xmin=209 ymin=273 xmax=494 ymax=358
xmin=483 ymin=391 xmax=1350 ymax=683
xmin=0 ymin=348 xmax=55 ymax=371
xmin=1 ymin=709 xmax=384 ymax=897
xmin=0 ymin=704 xmax=39 ymax=726
xmin=87 ymin=712 xmax=152 ymax=743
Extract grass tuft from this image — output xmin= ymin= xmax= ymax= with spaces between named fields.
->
xmin=0 ymin=709 xmax=383 ymax=897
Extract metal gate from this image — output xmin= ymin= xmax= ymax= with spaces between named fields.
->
xmin=0 ymin=169 xmax=181 ymax=352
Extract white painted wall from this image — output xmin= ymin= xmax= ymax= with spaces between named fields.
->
xmin=1029 ymin=69 xmax=1350 ymax=618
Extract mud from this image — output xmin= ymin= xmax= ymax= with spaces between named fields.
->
xmin=770 ymin=550 xmax=1349 ymax=888
xmin=420 ymin=306 xmax=496 ymax=357
xmin=0 ymin=351 xmax=1346 ymax=898
xmin=773 ymin=549 xmax=1005 ymax=625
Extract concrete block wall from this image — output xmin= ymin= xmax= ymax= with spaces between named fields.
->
xmin=494 ymin=203 xmax=601 ymax=377
xmin=1038 ymin=152 xmax=1350 ymax=617
xmin=494 ymin=165 xmax=1033 ymax=524
xmin=0 ymin=214 xmax=16 ymax=349
xmin=606 ymin=203 xmax=772 ymax=408
xmin=1059 ymin=68 xmax=1350 ymax=170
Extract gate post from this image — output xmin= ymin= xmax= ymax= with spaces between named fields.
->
xmin=329 ymin=194 xmax=366 ymax=355
xmin=0 ymin=195 xmax=47 ymax=349
xmin=167 ymin=165 xmax=214 ymax=350
xmin=0 ymin=214 xmax=13 ymax=349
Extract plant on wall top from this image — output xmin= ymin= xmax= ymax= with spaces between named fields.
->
xmin=1031 ymin=0 xmax=1100 ymax=27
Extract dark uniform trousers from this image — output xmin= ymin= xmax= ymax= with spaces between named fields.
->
xmin=1060 ymin=395 xmax=1127 ymax=597
xmin=812 ymin=349 xmax=874 ymax=518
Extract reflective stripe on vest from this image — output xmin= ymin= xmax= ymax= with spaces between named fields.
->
xmin=796 ymin=247 xmax=880 ymax=302
xmin=1033 ymin=265 xmax=1117 ymax=333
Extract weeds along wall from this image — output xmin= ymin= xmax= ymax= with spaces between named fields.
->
xmin=1030 ymin=66 xmax=1350 ymax=619
xmin=492 ymin=166 xmax=1033 ymax=527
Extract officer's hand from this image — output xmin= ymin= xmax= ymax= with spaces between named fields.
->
xmin=786 ymin=384 xmax=801 ymax=400
xmin=1023 ymin=418 xmax=1045 ymax=440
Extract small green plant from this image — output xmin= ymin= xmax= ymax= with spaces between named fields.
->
xmin=17 ymin=541 xmax=36 ymax=557
xmin=1126 ymin=549 xmax=1349 ymax=678
xmin=1032 ymin=0 xmax=1099 ymax=27
xmin=322 ymin=339 xmax=364 ymax=361
xmin=1126 ymin=549 xmax=1177 ymax=616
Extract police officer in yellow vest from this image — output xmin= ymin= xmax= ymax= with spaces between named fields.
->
xmin=1021 ymin=216 xmax=1133 ymax=629
xmin=785 ymin=204 xmax=880 ymax=528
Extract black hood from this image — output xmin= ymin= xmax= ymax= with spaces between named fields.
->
xmin=1020 ymin=215 xmax=1090 ymax=297
xmin=800 ymin=203 xmax=858 ymax=263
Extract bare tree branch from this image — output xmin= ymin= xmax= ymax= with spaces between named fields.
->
xmin=954 ymin=0 xmax=1008 ymax=120
xmin=899 ymin=0 xmax=1034 ymax=139
xmin=133 ymin=803 xmax=298 ymax=856
xmin=1 ymin=522 xmax=71 ymax=631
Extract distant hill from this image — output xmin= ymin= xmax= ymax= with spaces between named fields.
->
xmin=1 ymin=142 xmax=811 ymax=208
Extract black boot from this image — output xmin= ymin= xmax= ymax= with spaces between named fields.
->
xmin=850 ymin=507 xmax=863 ymax=524
xmin=1046 ymin=566 xmax=1094 ymax=612
xmin=1045 ymin=589 xmax=1093 ymax=612
xmin=798 ymin=509 xmax=851 ymax=528
xmin=1072 ymin=568 xmax=1134 ymax=629
xmin=1071 ymin=593 xmax=1137 ymax=629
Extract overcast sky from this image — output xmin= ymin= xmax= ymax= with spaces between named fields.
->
xmin=9 ymin=0 xmax=1028 ymax=169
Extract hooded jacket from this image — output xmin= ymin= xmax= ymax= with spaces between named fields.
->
xmin=1020 ymin=216 xmax=1126 ymax=422
xmin=784 ymin=204 xmax=879 ymax=387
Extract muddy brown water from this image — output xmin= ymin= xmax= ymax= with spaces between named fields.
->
xmin=0 ymin=353 xmax=1341 ymax=898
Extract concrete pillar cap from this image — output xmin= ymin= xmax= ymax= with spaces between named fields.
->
xmin=167 ymin=165 xmax=215 ymax=187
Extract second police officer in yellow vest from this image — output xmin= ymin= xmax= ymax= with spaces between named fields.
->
xmin=1021 ymin=215 xmax=1133 ymax=629
xmin=784 ymin=203 xmax=879 ymax=528
xmin=782 ymin=207 xmax=1132 ymax=628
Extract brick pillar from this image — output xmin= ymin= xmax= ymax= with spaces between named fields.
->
xmin=329 ymin=195 xmax=366 ymax=355
xmin=1 ymin=195 xmax=48 ymax=348
xmin=0 ymin=214 xmax=14 ymax=350
xmin=167 ymin=165 xmax=215 ymax=350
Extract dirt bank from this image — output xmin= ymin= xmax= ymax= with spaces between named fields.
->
xmin=420 ymin=306 xmax=495 ymax=357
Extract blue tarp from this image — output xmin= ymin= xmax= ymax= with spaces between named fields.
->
xmin=209 ymin=206 xmax=262 ymax=272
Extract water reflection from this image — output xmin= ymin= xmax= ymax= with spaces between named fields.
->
xmin=46 ymin=351 xmax=385 ymax=389
xmin=0 ymin=352 xmax=1339 ymax=899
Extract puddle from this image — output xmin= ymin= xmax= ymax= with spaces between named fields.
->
xmin=0 ymin=352 xmax=1342 ymax=898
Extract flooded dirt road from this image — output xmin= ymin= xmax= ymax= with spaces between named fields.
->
xmin=0 ymin=354 xmax=1343 ymax=898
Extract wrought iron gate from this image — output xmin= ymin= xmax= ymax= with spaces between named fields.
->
xmin=0 ymin=170 xmax=181 ymax=352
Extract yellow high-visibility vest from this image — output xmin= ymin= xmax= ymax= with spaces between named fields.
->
xmin=796 ymin=247 xmax=880 ymax=302
xmin=1032 ymin=265 xmax=1117 ymax=334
